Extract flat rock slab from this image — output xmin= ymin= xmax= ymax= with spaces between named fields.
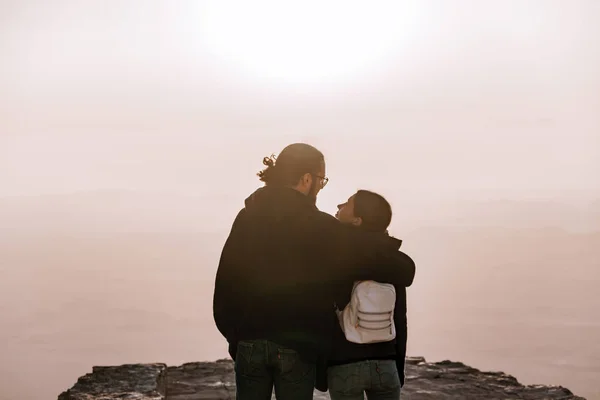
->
xmin=166 ymin=360 xmax=235 ymax=400
xmin=59 ymin=357 xmax=585 ymax=400
xmin=400 ymin=358 xmax=583 ymax=400
xmin=58 ymin=363 xmax=167 ymax=400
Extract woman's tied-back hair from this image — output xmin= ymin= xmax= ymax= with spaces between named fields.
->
xmin=257 ymin=143 xmax=324 ymax=187
xmin=354 ymin=190 xmax=393 ymax=232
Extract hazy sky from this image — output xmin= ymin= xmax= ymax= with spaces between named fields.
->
xmin=1 ymin=0 xmax=599 ymax=203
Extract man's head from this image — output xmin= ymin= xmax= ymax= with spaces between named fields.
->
xmin=336 ymin=190 xmax=392 ymax=232
xmin=257 ymin=143 xmax=328 ymax=201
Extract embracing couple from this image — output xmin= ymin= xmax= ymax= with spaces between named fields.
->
xmin=213 ymin=143 xmax=416 ymax=400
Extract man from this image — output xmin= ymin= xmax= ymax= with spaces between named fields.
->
xmin=326 ymin=191 xmax=412 ymax=400
xmin=213 ymin=143 xmax=415 ymax=400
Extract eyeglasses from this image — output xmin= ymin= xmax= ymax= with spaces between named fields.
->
xmin=314 ymin=175 xmax=329 ymax=189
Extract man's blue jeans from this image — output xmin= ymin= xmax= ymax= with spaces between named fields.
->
xmin=327 ymin=360 xmax=401 ymax=400
xmin=235 ymin=340 xmax=316 ymax=400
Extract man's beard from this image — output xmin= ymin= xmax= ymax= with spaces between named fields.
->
xmin=307 ymin=180 xmax=319 ymax=205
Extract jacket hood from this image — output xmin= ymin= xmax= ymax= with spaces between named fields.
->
xmin=362 ymin=230 xmax=403 ymax=251
xmin=384 ymin=234 xmax=403 ymax=251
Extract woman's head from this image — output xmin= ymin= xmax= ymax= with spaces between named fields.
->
xmin=336 ymin=190 xmax=392 ymax=232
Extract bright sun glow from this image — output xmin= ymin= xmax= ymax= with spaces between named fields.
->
xmin=199 ymin=1 xmax=420 ymax=85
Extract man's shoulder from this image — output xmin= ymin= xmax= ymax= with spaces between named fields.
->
xmin=315 ymin=210 xmax=338 ymax=223
xmin=225 ymin=208 xmax=250 ymax=235
xmin=232 ymin=207 xmax=247 ymax=224
xmin=299 ymin=208 xmax=338 ymax=226
xmin=312 ymin=211 xmax=353 ymax=235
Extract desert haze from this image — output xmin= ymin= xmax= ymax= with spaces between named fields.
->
xmin=0 ymin=192 xmax=598 ymax=399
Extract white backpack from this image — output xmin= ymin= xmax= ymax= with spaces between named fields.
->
xmin=336 ymin=280 xmax=396 ymax=344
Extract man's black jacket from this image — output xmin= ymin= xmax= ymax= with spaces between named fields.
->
xmin=213 ymin=186 xmax=415 ymax=361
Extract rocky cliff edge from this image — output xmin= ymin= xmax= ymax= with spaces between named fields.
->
xmin=58 ymin=357 xmax=584 ymax=400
